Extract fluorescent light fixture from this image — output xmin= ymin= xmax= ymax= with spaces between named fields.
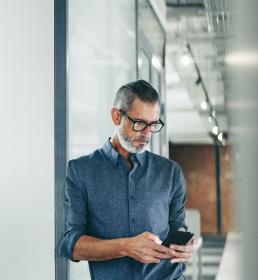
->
xmin=200 ymin=100 xmax=208 ymax=111
xmin=212 ymin=126 xmax=219 ymax=135
xmin=151 ymin=55 xmax=162 ymax=71
xmin=225 ymin=51 xmax=258 ymax=66
xmin=180 ymin=54 xmax=193 ymax=66
xmin=208 ymin=116 xmax=213 ymax=123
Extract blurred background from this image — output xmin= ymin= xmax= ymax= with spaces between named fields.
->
xmin=0 ymin=0 xmax=257 ymax=279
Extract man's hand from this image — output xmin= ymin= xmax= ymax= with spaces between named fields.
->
xmin=169 ymin=239 xmax=197 ymax=263
xmin=125 ymin=231 xmax=173 ymax=264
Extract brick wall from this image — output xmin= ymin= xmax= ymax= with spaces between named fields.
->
xmin=169 ymin=143 xmax=235 ymax=235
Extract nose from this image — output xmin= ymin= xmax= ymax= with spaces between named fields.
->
xmin=142 ymin=125 xmax=152 ymax=138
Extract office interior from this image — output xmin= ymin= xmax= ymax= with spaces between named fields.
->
xmin=0 ymin=0 xmax=257 ymax=279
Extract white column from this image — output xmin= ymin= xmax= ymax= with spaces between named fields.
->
xmin=0 ymin=1 xmax=55 ymax=279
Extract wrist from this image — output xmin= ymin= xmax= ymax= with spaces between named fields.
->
xmin=118 ymin=237 xmax=131 ymax=257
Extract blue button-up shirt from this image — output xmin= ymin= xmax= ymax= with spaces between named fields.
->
xmin=60 ymin=139 xmax=187 ymax=280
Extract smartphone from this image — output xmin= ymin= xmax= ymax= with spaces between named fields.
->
xmin=162 ymin=230 xmax=194 ymax=247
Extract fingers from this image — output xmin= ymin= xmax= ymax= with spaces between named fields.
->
xmin=140 ymin=231 xmax=195 ymax=264
xmin=170 ymin=257 xmax=188 ymax=263
xmin=142 ymin=256 xmax=161 ymax=264
xmin=144 ymin=232 xmax=174 ymax=256
xmin=138 ymin=232 xmax=196 ymax=264
xmin=152 ymin=242 xmax=172 ymax=253
xmin=169 ymin=243 xmax=195 ymax=253
xmin=168 ymin=243 xmax=195 ymax=263
xmin=169 ymin=249 xmax=192 ymax=259
xmin=149 ymin=248 xmax=173 ymax=260
xmin=154 ymin=252 xmax=173 ymax=259
xmin=187 ymin=237 xmax=195 ymax=245
xmin=143 ymin=239 xmax=174 ymax=260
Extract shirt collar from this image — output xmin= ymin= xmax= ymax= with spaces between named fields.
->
xmin=102 ymin=138 xmax=120 ymax=167
xmin=130 ymin=151 xmax=145 ymax=166
xmin=102 ymin=138 xmax=146 ymax=167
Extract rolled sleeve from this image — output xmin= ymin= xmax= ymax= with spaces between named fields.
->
xmin=59 ymin=160 xmax=88 ymax=261
xmin=169 ymin=166 xmax=188 ymax=231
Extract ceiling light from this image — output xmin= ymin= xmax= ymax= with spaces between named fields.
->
xmin=180 ymin=54 xmax=193 ymax=66
xmin=208 ymin=116 xmax=213 ymax=123
xmin=200 ymin=100 xmax=208 ymax=111
xmin=212 ymin=126 xmax=219 ymax=135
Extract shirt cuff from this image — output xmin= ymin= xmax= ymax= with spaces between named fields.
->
xmin=170 ymin=222 xmax=188 ymax=232
xmin=59 ymin=230 xmax=85 ymax=262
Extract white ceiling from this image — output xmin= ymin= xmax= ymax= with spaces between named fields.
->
xmin=165 ymin=2 xmax=228 ymax=144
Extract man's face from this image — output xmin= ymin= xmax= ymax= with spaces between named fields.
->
xmin=117 ymin=98 xmax=160 ymax=153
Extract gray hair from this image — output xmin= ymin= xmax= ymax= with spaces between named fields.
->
xmin=114 ymin=80 xmax=160 ymax=113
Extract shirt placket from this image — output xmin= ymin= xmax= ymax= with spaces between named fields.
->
xmin=128 ymin=160 xmax=137 ymax=280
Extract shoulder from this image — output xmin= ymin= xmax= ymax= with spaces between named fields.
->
xmin=68 ymin=148 xmax=103 ymax=172
xmin=146 ymin=150 xmax=182 ymax=171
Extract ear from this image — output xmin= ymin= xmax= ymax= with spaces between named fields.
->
xmin=111 ymin=108 xmax=121 ymax=126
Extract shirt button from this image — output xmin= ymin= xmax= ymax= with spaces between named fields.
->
xmin=130 ymin=195 xmax=134 ymax=200
xmin=131 ymin=218 xmax=135 ymax=223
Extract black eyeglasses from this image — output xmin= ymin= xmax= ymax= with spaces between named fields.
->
xmin=119 ymin=110 xmax=165 ymax=133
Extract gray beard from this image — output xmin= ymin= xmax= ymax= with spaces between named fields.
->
xmin=116 ymin=126 xmax=148 ymax=154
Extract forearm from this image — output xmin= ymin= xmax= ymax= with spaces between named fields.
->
xmin=72 ymin=235 xmax=129 ymax=261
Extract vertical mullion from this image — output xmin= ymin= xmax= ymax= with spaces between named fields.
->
xmin=54 ymin=0 xmax=68 ymax=279
xmin=135 ymin=0 xmax=139 ymax=79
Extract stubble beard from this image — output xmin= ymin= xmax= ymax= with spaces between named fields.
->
xmin=116 ymin=125 xmax=149 ymax=154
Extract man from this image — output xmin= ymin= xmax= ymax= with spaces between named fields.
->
xmin=60 ymin=80 xmax=195 ymax=279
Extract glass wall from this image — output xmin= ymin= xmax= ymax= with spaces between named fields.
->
xmin=68 ymin=0 xmax=136 ymax=159
xmin=68 ymin=0 xmax=136 ymax=278
xmin=137 ymin=0 xmax=167 ymax=156
xmin=67 ymin=1 xmax=167 ymax=278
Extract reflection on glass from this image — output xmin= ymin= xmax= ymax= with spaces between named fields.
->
xmin=138 ymin=0 xmax=165 ymax=58
xmin=138 ymin=49 xmax=150 ymax=82
xmin=137 ymin=0 xmax=167 ymax=157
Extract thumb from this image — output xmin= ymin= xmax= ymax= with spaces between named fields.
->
xmin=145 ymin=232 xmax=162 ymax=244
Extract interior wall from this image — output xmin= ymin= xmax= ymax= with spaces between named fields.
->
xmin=169 ymin=143 xmax=235 ymax=235
xmin=0 ymin=1 xmax=54 ymax=279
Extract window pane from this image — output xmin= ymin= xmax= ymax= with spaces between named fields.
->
xmin=68 ymin=0 xmax=136 ymax=159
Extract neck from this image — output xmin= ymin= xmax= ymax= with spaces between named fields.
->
xmin=110 ymin=134 xmax=130 ymax=161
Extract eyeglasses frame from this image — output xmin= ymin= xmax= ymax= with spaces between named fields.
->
xmin=119 ymin=110 xmax=165 ymax=133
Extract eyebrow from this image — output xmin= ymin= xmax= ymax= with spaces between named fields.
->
xmin=120 ymin=110 xmax=160 ymax=124
xmin=131 ymin=116 xmax=160 ymax=124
